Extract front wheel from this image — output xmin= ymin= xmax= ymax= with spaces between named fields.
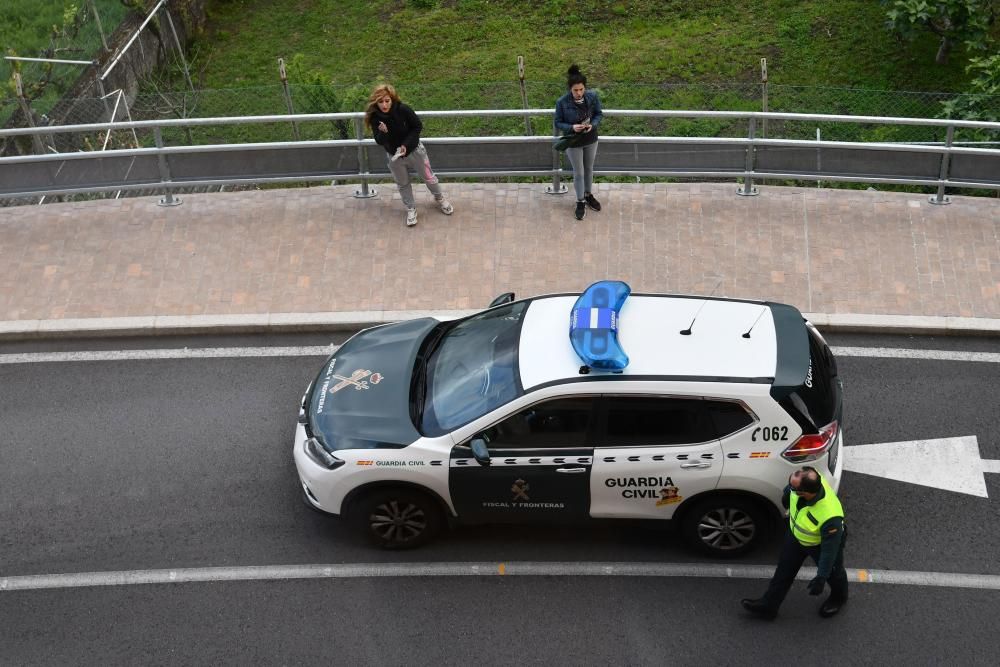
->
xmin=679 ymin=496 xmax=769 ymax=558
xmin=350 ymin=488 xmax=444 ymax=550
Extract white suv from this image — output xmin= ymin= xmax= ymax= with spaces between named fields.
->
xmin=293 ymin=282 xmax=844 ymax=557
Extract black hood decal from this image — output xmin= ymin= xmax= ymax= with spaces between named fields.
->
xmin=309 ymin=318 xmax=438 ymax=449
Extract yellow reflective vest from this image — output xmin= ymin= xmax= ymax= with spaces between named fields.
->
xmin=788 ymin=475 xmax=844 ymax=546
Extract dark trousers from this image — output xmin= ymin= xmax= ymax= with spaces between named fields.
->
xmin=762 ymin=529 xmax=848 ymax=611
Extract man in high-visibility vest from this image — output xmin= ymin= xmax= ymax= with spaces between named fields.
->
xmin=742 ymin=466 xmax=848 ymax=619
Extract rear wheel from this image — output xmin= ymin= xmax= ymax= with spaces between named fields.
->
xmin=350 ymin=488 xmax=444 ymax=550
xmin=680 ymin=495 xmax=768 ymax=558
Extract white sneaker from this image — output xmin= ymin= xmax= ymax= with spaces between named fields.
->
xmin=437 ymin=198 xmax=454 ymax=215
xmin=406 ymin=208 xmax=418 ymax=227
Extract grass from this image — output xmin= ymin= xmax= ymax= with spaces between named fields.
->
xmin=191 ymin=0 xmax=986 ymax=94
xmin=133 ymin=0 xmax=995 ymax=146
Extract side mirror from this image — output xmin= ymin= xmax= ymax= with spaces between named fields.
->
xmin=488 ymin=292 xmax=515 ymax=308
xmin=470 ymin=437 xmax=491 ymax=466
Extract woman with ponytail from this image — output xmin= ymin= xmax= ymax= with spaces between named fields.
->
xmin=554 ymin=64 xmax=603 ymax=220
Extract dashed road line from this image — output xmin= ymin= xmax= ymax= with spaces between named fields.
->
xmin=3 ymin=562 xmax=1000 ymax=592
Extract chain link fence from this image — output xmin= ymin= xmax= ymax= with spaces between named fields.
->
xmin=1 ymin=1 xmax=132 ymax=128
xmin=34 ymin=80 xmax=996 ymax=149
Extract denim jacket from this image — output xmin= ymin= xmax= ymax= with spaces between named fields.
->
xmin=554 ymin=91 xmax=603 ymax=146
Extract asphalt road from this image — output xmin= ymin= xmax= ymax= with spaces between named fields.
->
xmin=2 ymin=331 xmax=999 ymax=665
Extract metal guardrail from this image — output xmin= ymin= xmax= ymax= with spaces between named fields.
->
xmin=1 ymin=109 xmax=998 ymax=207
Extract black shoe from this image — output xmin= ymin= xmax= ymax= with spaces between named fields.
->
xmin=575 ymin=201 xmax=586 ymax=220
xmin=819 ymin=597 xmax=846 ymax=618
xmin=741 ymin=598 xmax=777 ymax=620
xmin=584 ymin=193 xmax=601 ymax=211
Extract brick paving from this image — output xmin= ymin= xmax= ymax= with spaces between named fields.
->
xmin=0 ymin=182 xmax=997 ymax=322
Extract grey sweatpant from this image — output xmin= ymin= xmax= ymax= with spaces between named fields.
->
xmin=565 ymin=141 xmax=598 ymax=201
xmin=387 ymin=142 xmax=444 ymax=209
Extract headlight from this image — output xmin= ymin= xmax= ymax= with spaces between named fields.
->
xmin=304 ymin=437 xmax=344 ymax=470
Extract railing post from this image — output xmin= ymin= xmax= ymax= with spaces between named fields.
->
xmin=278 ymin=58 xmax=301 ymax=142
xmin=929 ymin=124 xmax=953 ymax=205
xmin=154 ymin=126 xmax=182 ymax=207
xmin=737 ymin=116 xmax=759 ymax=196
xmin=353 ymin=116 xmax=377 ymax=198
xmin=545 ymin=125 xmax=568 ymax=195
xmin=816 ymin=127 xmax=822 ymax=189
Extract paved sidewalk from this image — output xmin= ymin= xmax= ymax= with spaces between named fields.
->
xmin=0 ymin=182 xmax=998 ymax=338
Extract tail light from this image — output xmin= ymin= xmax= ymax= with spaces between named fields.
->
xmin=781 ymin=420 xmax=839 ymax=462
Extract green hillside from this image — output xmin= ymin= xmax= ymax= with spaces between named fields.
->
xmin=196 ymin=0 xmax=978 ymax=92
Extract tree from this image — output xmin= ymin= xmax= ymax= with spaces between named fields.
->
xmin=940 ymin=55 xmax=1000 ymax=140
xmin=884 ymin=0 xmax=997 ymax=64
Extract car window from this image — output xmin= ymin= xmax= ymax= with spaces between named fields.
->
xmin=600 ymin=397 xmax=716 ymax=446
xmin=480 ymin=397 xmax=594 ymax=449
xmin=705 ymin=400 xmax=755 ymax=439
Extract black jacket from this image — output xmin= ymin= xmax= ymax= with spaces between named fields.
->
xmin=371 ymin=102 xmax=422 ymax=156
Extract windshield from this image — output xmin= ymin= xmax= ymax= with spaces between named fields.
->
xmin=419 ymin=301 xmax=528 ymax=436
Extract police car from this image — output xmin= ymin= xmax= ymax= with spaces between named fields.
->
xmin=293 ymin=281 xmax=843 ymax=557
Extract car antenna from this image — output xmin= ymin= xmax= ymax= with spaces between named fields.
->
xmin=742 ymin=306 xmax=769 ymax=338
xmin=680 ymin=276 xmax=723 ymax=336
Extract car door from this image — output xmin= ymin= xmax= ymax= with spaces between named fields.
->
xmin=589 ymin=396 xmax=723 ymax=520
xmin=449 ymin=396 xmax=596 ymax=523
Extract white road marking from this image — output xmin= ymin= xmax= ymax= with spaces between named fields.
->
xmin=0 ymin=345 xmax=340 ymax=364
xmin=831 ymin=346 xmax=1000 ymax=363
xmin=2 ymin=562 xmax=1000 ymax=592
xmin=845 ymin=436 xmax=998 ymax=498
xmin=0 ymin=344 xmax=997 ymax=365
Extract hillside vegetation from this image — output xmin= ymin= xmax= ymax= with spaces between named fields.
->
xmin=194 ymin=0 xmax=981 ymax=93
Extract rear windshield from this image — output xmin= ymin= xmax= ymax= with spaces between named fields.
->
xmin=781 ymin=325 xmax=840 ymax=430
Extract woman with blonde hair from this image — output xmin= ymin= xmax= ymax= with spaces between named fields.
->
xmin=365 ymin=83 xmax=453 ymax=227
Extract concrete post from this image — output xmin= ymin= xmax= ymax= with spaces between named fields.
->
xmin=518 ymin=56 xmax=532 ymax=135
xmin=13 ymin=74 xmax=46 ymax=154
xmin=162 ymin=7 xmax=195 ymax=93
xmin=88 ymin=0 xmax=109 ymax=52
xmin=278 ymin=58 xmax=301 ymax=142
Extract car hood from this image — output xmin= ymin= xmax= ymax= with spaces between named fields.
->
xmin=308 ymin=318 xmax=438 ymax=450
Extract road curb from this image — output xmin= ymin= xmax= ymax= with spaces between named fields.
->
xmin=0 ymin=311 xmax=998 ymax=341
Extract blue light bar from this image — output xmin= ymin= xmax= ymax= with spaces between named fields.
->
xmin=569 ymin=280 xmax=631 ymax=370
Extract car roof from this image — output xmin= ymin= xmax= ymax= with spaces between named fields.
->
xmin=518 ymin=294 xmax=784 ymax=391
